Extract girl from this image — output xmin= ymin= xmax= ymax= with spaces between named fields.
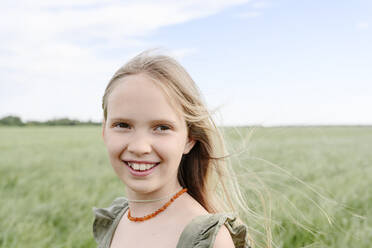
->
xmin=93 ymin=50 xmax=251 ymax=248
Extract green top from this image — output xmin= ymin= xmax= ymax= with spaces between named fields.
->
xmin=93 ymin=197 xmax=250 ymax=248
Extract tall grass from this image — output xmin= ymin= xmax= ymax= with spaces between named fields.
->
xmin=224 ymin=126 xmax=372 ymax=247
xmin=0 ymin=126 xmax=371 ymax=248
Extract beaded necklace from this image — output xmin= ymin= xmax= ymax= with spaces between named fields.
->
xmin=127 ymin=188 xmax=187 ymax=222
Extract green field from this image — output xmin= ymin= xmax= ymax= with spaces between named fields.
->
xmin=0 ymin=126 xmax=371 ymax=248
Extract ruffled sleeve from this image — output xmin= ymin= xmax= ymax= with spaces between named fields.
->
xmin=92 ymin=197 xmax=129 ymax=247
xmin=177 ymin=213 xmax=250 ymax=248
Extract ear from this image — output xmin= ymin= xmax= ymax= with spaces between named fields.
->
xmin=102 ymin=119 xmax=106 ymax=143
xmin=183 ymin=138 xmax=196 ymax=154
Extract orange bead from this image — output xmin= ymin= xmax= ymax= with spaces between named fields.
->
xmin=127 ymin=188 xmax=187 ymax=222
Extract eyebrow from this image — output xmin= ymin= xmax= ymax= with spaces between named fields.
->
xmin=108 ymin=117 xmax=178 ymax=127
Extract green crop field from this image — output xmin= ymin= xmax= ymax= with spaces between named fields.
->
xmin=1 ymin=126 xmax=371 ymax=248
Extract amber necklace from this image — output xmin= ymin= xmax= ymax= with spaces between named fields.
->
xmin=127 ymin=188 xmax=187 ymax=222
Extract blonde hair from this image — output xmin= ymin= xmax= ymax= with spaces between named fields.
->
xmin=102 ymin=50 xmax=258 ymax=246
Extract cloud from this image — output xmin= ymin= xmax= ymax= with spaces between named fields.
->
xmin=2 ymin=0 xmax=253 ymax=45
xmin=1 ymin=0 xmax=252 ymax=78
xmin=0 ymin=0 xmax=251 ymax=121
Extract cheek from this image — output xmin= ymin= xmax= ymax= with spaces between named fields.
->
xmin=157 ymin=136 xmax=187 ymax=161
xmin=104 ymin=136 xmax=127 ymax=175
xmin=105 ymin=135 xmax=126 ymax=157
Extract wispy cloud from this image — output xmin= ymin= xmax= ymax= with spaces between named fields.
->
xmin=1 ymin=0 xmax=254 ymax=43
xmin=1 ymin=0 xmax=252 ymax=79
xmin=0 ymin=0 xmax=251 ymax=121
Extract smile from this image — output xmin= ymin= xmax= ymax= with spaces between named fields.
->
xmin=123 ymin=160 xmax=160 ymax=171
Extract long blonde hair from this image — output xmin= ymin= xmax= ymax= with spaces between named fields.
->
xmin=102 ymin=50 xmax=258 ymax=246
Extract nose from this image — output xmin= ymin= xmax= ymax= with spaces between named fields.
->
xmin=127 ymin=132 xmax=152 ymax=156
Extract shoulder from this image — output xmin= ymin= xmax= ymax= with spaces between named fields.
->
xmin=208 ymin=213 xmax=250 ymax=248
xmin=92 ymin=197 xmax=129 ymax=244
xmin=177 ymin=213 xmax=251 ymax=248
xmin=213 ymin=224 xmax=235 ymax=248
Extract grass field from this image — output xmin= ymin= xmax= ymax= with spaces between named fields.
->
xmin=0 ymin=126 xmax=371 ymax=248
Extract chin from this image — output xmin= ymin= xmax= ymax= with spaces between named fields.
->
xmin=126 ymin=181 xmax=158 ymax=195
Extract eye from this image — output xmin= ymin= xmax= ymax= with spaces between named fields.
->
xmin=155 ymin=125 xmax=171 ymax=132
xmin=113 ymin=122 xmax=131 ymax=129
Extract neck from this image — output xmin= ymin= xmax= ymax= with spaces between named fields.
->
xmin=125 ymin=183 xmax=183 ymax=218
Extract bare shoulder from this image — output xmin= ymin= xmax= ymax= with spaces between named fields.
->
xmin=213 ymin=224 xmax=235 ymax=248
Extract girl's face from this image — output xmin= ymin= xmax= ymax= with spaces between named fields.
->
xmin=102 ymin=73 xmax=195 ymax=197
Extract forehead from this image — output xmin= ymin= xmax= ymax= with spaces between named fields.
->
xmin=106 ymin=74 xmax=184 ymax=123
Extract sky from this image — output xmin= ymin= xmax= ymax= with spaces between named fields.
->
xmin=1 ymin=0 xmax=371 ymax=126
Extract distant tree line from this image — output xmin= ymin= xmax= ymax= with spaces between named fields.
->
xmin=0 ymin=115 xmax=101 ymax=126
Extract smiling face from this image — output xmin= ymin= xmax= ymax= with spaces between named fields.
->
xmin=102 ymin=73 xmax=195 ymax=198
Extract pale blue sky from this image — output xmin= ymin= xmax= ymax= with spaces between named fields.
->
xmin=1 ymin=0 xmax=371 ymax=125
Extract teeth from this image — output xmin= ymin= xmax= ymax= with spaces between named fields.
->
xmin=127 ymin=162 xmax=157 ymax=171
